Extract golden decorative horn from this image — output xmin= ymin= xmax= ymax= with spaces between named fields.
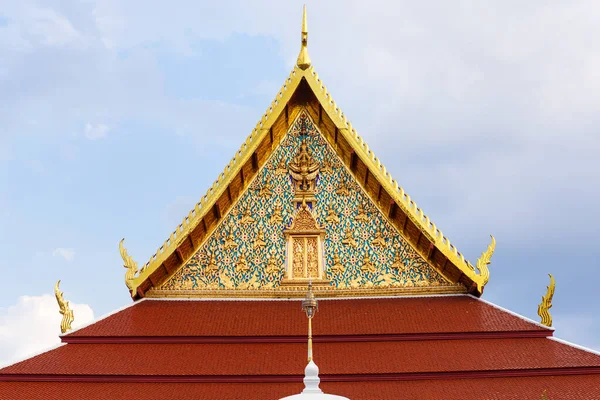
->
xmin=54 ymin=280 xmax=74 ymax=334
xmin=119 ymin=238 xmax=139 ymax=291
xmin=537 ymin=274 xmax=555 ymax=327
xmin=476 ymin=235 xmax=496 ymax=292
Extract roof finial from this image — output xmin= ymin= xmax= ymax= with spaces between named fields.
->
xmin=54 ymin=280 xmax=74 ymax=334
xmin=538 ymin=274 xmax=555 ymax=327
xmin=296 ymin=5 xmax=311 ymax=70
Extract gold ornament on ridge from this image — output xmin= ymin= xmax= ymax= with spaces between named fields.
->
xmin=475 ymin=235 xmax=495 ymax=292
xmin=296 ymin=5 xmax=311 ymax=70
xmin=537 ymin=273 xmax=555 ymax=327
xmin=54 ymin=280 xmax=74 ymax=334
xmin=119 ymin=238 xmax=138 ymax=291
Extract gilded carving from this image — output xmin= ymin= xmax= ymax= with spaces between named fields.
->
xmin=258 ymin=183 xmax=273 ymax=198
xmin=240 ymin=209 xmax=255 ymax=224
xmin=289 ymin=140 xmax=320 ymax=195
xmin=330 ymin=250 xmax=345 ymax=273
xmin=266 ymin=251 xmax=282 ymax=275
xmin=236 ymin=250 xmax=249 ymax=273
xmin=275 ymin=159 xmax=288 ymax=175
xmin=160 ymin=110 xmax=451 ymax=293
xmin=306 ymin=237 xmax=319 ymax=278
xmin=119 ymin=239 xmax=138 ymax=291
xmin=206 ymin=253 xmax=218 ymax=273
xmin=538 ymin=273 xmax=555 ymax=327
xmin=476 ymin=235 xmax=495 ymax=291
xmin=54 ymin=280 xmax=74 ymax=334
xmin=270 ymin=203 xmax=284 ymax=224
xmin=325 ymin=203 xmax=340 ymax=225
xmin=341 ymin=228 xmax=357 ymax=248
xmin=371 ymin=229 xmax=387 ymax=248
xmin=391 ymin=251 xmax=406 ymax=272
xmin=336 ymin=180 xmax=349 ymax=196
xmin=355 ymin=204 xmax=369 ymax=223
xmin=223 ymin=225 xmax=237 ymax=250
xmin=361 ymin=253 xmax=376 ymax=273
xmin=254 ymin=228 xmax=266 ymax=249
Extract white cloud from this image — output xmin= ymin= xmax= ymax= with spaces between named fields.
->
xmin=52 ymin=247 xmax=75 ymax=262
xmin=84 ymin=122 xmax=109 ymax=140
xmin=0 ymin=294 xmax=94 ymax=367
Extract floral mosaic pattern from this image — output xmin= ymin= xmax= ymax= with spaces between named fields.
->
xmin=161 ymin=111 xmax=451 ymax=291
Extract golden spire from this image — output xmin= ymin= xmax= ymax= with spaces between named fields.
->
xmin=296 ymin=5 xmax=311 ymax=70
xmin=54 ymin=280 xmax=74 ymax=334
xmin=538 ymin=274 xmax=555 ymax=327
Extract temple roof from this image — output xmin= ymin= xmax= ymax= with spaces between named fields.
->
xmin=2 ymin=295 xmax=599 ymax=399
xmin=125 ymin=34 xmax=493 ymax=299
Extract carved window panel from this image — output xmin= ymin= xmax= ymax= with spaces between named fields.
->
xmin=286 ymin=236 xmax=323 ymax=281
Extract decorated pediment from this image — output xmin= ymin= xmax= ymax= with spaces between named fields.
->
xmin=156 ymin=111 xmax=457 ymax=296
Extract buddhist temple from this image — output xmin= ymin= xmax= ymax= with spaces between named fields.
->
xmin=1 ymin=7 xmax=600 ymax=399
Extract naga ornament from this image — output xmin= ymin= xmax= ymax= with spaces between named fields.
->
xmin=476 ymin=235 xmax=496 ymax=293
xmin=54 ymin=280 xmax=74 ymax=334
xmin=537 ymin=274 xmax=555 ymax=327
xmin=120 ymin=238 xmax=139 ymax=291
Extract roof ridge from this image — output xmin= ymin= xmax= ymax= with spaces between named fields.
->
xmin=63 ymin=298 xmax=148 ymax=338
xmin=303 ymin=68 xmax=486 ymax=288
xmin=548 ymin=337 xmax=600 ymax=357
xmin=469 ymin=294 xmax=552 ymax=331
xmin=129 ymin=65 xmax=490 ymax=295
xmin=130 ymin=68 xmax=304 ymax=291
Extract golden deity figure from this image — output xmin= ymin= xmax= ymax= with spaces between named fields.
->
xmin=371 ymin=229 xmax=387 ymax=247
xmin=205 ymin=253 xmax=218 ymax=273
xmin=236 ymin=251 xmax=249 ymax=273
xmin=219 ymin=269 xmax=235 ymax=289
xmin=341 ymin=228 xmax=357 ymax=248
xmin=254 ymin=227 xmax=267 ymax=249
xmin=336 ymin=180 xmax=349 ymax=196
xmin=270 ymin=204 xmax=283 ymax=224
xmin=265 ymin=252 xmax=281 ymax=275
xmin=321 ymin=158 xmax=334 ymax=174
xmin=275 ymin=158 xmax=288 ymax=175
xmin=223 ymin=225 xmax=237 ymax=250
xmin=325 ymin=203 xmax=339 ymax=225
xmin=288 ymin=140 xmax=320 ymax=195
xmin=391 ymin=251 xmax=407 ymax=272
xmin=330 ymin=250 xmax=345 ymax=273
xmin=240 ymin=208 xmax=255 ymax=224
xmin=258 ymin=183 xmax=273 ymax=198
xmin=54 ymin=280 xmax=74 ymax=334
xmin=355 ymin=203 xmax=369 ymax=223
xmin=361 ymin=253 xmax=376 ymax=273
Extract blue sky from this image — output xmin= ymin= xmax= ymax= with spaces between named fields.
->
xmin=1 ymin=1 xmax=599 ymax=363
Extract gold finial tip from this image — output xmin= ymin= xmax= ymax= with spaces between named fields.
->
xmin=296 ymin=4 xmax=311 ymax=70
xmin=302 ymin=4 xmax=308 ymax=33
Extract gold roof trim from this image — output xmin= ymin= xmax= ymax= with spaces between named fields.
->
xmin=131 ymin=65 xmax=490 ymax=294
xmin=300 ymin=67 xmax=489 ymax=289
xmin=129 ymin=68 xmax=305 ymax=293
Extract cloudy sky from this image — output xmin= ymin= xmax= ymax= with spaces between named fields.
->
xmin=1 ymin=1 xmax=599 ymax=365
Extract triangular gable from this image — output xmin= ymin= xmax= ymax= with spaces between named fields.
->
xmin=126 ymin=65 xmax=492 ymax=299
xmin=155 ymin=110 xmax=457 ymax=296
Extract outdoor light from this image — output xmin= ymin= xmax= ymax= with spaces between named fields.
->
xmin=302 ymin=280 xmax=318 ymax=361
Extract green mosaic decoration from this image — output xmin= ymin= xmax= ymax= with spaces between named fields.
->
xmin=161 ymin=111 xmax=451 ymax=291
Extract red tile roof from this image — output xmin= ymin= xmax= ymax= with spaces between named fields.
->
xmin=2 ymin=339 xmax=599 ymax=377
xmin=1 ymin=295 xmax=599 ymax=399
xmin=2 ymin=376 xmax=600 ymax=400
xmin=65 ymin=296 xmax=547 ymax=338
